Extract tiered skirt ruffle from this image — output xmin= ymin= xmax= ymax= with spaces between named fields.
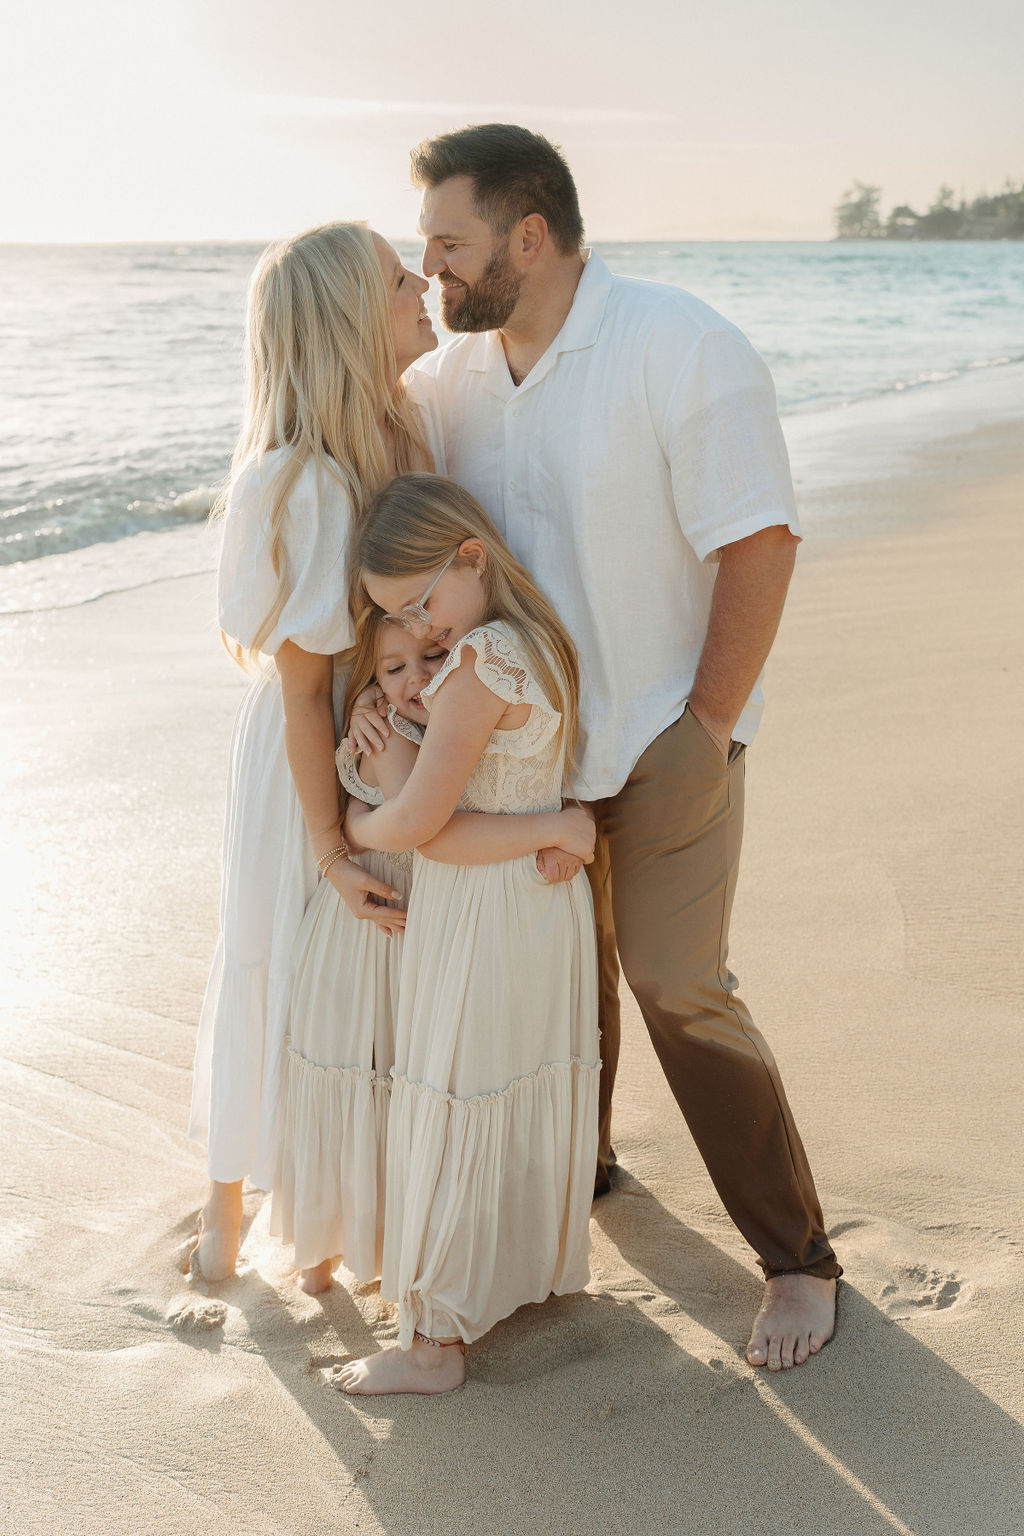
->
xmin=383 ymin=1056 xmax=600 ymax=1346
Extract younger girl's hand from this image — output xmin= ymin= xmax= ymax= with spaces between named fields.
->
xmin=551 ymin=805 xmax=597 ymax=863
xmin=346 ymin=684 xmax=389 ymax=756
xmin=327 ymin=852 xmax=406 ymax=938
xmin=536 ymin=847 xmax=584 ymax=884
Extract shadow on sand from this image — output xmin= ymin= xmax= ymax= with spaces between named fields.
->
xmin=193 ymin=1172 xmax=1024 ymax=1536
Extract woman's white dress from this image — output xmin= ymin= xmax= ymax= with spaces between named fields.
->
xmin=380 ymin=623 xmax=601 ymax=1347
xmin=271 ymin=710 xmax=422 ymax=1274
xmin=188 ymin=452 xmax=356 ymax=1190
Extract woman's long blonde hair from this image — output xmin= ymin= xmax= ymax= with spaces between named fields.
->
xmin=354 ymin=474 xmax=581 ymax=767
xmin=223 ymin=221 xmax=431 ymax=663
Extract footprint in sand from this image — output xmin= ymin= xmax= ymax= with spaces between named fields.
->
xmin=826 ymin=1215 xmax=970 ymax=1319
xmin=880 ymin=1264 xmax=964 ymax=1317
xmin=166 ymin=1294 xmax=228 ymax=1331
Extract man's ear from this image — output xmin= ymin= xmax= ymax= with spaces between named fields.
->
xmin=514 ymin=213 xmax=549 ymax=268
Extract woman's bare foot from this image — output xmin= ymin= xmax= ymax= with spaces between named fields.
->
xmin=299 ymin=1258 xmax=335 ymax=1295
xmin=184 ymin=1180 xmax=243 ymax=1282
xmin=333 ymin=1334 xmax=466 ymax=1396
xmin=746 ymin=1273 xmax=837 ymax=1370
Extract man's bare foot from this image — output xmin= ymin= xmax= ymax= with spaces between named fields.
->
xmin=331 ymin=1334 xmax=466 ymax=1396
xmin=746 ymin=1273 xmax=837 ymax=1371
xmin=299 ymin=1258 xmax=335 ymax=1295
xmin=184 ymin=1180 xmax=243 ymax=1282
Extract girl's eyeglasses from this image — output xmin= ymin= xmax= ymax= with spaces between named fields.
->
xmin=381 ymin=551 xmax=458 ymax=632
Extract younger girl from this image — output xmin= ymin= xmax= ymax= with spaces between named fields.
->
xmin=336 ymin=473 xmax=601 ymax=1396
xmin=273 ymin=616 xmax=596 ymax=1296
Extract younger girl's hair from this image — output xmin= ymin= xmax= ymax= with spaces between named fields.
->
xmin=222 ymin=221 xmax=431 ymax=664
xmin=343 ymin=608 xmax=387 ymax=736
xmin=355 ymin=474 xmax=581 ymax=767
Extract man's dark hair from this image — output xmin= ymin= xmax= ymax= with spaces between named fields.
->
xmin=410 ymin=124 xmax=584 ymax=256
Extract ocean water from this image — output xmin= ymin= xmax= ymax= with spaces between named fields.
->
xmin=1 ymin=239 xmax=1022 ymax=610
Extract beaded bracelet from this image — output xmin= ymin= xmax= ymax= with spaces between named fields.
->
xmin=316 ymin=840 xmax=349 ymax=873
xmin=318 ymin=848 xmax=348 ymax=879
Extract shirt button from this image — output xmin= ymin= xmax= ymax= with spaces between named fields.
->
xmin=508 ymin=479 xmax=517 ymax=491
xmin=511 ymin=407 xmax=520 ymax=418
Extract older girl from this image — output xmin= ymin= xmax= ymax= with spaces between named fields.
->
xmin=336 ymin=474 xmax=600 ymax=1396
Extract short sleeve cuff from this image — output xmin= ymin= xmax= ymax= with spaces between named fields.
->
xmin=689 ymin=509 xmax=803 ymax=565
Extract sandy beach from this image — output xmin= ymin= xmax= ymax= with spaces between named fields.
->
xmin=2 ymin=416 xmax=1022 ymax=1536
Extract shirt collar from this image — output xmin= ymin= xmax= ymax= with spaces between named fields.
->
xmin=463 ymin=250 xmax=614 ymax=396
xmin=549 ymin=249 xmax=614 ymax=355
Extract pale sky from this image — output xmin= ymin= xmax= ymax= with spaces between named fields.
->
xmin=3 ymin=0 xmax=1022 ymax=242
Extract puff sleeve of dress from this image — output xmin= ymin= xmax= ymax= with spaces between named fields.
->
xmin=217 ymin=451 xmax=356 ymax=656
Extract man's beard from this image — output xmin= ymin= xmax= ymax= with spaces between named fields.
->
xmin=440 ymin=247 xmax=523 ymax=333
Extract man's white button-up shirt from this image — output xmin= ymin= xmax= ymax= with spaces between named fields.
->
xmin=410 ymin=252 xmax=801 ymax=800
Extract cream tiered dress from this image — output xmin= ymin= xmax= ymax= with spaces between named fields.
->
xmin=272 ymin=710 xmax=422 ymax=1275
xmin=380 ymin=622 xmax=600 ymax=1346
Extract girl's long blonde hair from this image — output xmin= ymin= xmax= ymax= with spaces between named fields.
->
xmin=343 ymin=608 xmax=388 ymax=735
xmin=223 ymin=221 xmax=431 ymax=663
xmin=354 ymin=474 xmax=581 ymax=768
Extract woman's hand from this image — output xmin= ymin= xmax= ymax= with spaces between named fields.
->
xmin=344 ymin=684 xmax=390 ymax=757
xmin=536 ymin=847 xmax=584 ymax=884
xmin=326 ymin=853 xmax=406 ymax=938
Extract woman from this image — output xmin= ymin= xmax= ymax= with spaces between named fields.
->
xmin=186 ymin=222 xmax=439 ymax=1280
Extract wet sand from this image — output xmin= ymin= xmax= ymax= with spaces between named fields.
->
xmin=1 ymin=418 xmax=1022 ymax=1535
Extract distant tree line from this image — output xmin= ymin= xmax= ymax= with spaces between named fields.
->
xmin=834 ymin=180 xmax=1024 ymax=239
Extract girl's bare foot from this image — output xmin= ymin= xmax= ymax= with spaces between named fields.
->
xmin=332 ymin=1333 xmax=466 ymax=1396
xmin=185 ymin=1180 xmax=243 ymax=1282
xmin=299 ymin=1258 xmax=335 ymax=1295
xmin=746 ymin=1273 xmax=837 ymax=1370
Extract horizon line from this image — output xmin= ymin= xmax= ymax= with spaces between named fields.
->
xmin=0 ymin=233 xmax=839 ymax=249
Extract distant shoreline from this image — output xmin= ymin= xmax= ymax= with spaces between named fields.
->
xmin=834 ymin=180 xmax=1024 ymax=241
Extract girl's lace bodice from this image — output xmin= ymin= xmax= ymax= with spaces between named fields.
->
xmin=419 ymin=623 xmax=564 ymax=815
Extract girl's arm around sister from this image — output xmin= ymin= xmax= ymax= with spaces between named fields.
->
xmin=348 ymin=642 xmax=579 ymax=856
xmin=346 ymin=650 xmax=593 ymax=869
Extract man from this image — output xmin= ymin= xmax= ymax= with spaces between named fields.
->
xmin=407 ymin=123 xmax=840 ymax=1372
